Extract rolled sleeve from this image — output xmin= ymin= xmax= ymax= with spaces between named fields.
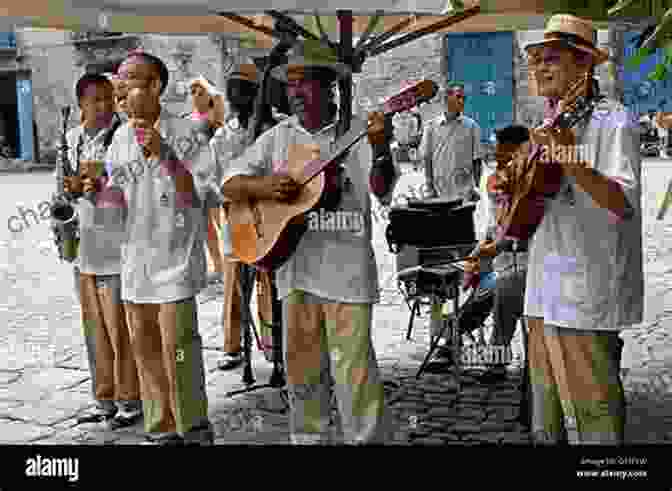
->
xmin=599 ymin=110 xmax=641 ymax=220
xmin=473 ymin=124 xmax=483 ymax=160
xmin=220 ymin=130 xmax=273 ymax=186
xmin=417 ymin=124 xmax=432 ymax=163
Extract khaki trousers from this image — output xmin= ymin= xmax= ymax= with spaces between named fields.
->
xmin=79 ymin=273 xmax=140 ymax=408
xmin=527 ymin=318 xmax=626 ymax=445
xmin=125 ymin=298 xmax=210 ymax=436
xmin=283 ymin=290 xmax=389 ymax=445
xmin=206 ymin=207 xmax=225 ymax=273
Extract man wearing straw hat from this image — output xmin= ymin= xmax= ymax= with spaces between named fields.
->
xmin=221 ymin=40 xmax=398 ymax=444
xmin=520 ymin=14 xmax=643 ymax=444
xmin=210 ymin=61 xmax=262 ymax=370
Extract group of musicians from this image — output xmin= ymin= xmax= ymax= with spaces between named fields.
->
xmin=53 ymin=12 xmax=643 ymax=446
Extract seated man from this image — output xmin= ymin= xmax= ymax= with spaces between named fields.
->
xmin=427 ymin=125 xmax=530 ymax=381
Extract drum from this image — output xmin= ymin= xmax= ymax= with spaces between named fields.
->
xmin=386 ymin=198 xmax=476 ymax=252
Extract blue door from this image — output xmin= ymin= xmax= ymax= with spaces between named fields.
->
xmin=622 ymin=30 xmax=672 ymax=114
xmin=444 ymin=32 xmax=514 ymax=146
xmin=16 ymin=74 xmax=35 ymax=162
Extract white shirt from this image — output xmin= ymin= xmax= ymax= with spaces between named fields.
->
xmin=210 ymin=116 xmax=249 ymax=204
xmin=63 ymin=116 xmax=124 ymax=275
xmin=105 ymin=108 xmax=218 ymax=303
xmin=524 ymin=98 xmax=644 ymax=331
xmin=222 ymin=115 xmax=392 ymax=303
xmin=418 ymin=112 xmax=482 ymax=200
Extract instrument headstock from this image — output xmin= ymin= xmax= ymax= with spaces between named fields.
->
xmin=381 ymin=80 xmax=438 ymax=116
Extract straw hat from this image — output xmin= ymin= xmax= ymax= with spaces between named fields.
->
xmin=270 ymin=40 xmax=350 ymax=82
xmin=524 ymin=14 xmax=609 ymax=65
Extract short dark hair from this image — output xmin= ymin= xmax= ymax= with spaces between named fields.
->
xmin=122 ymin=51 xmax=169 ymax=94
xmin=495 ymin=125 xmax=530 ymax=146
xmin=75 ymin=74 xmax=113 ymax=103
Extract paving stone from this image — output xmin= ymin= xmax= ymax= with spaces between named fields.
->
xmin=33 ymin=428 xmax=86 ymax=445
xmin=463 ymin=433 xmax=502 ymax=443
xmin=0 ymin=400 xmax=22 ymax=415
xmin=0 ymin=383 xmax=50 ymax=403
xmin=42 ymin=389 xmax=95 ymax=412
xmin=427 ymin=407 xmax=457 ymax=418
xmin=451 ymin=423 xmax=483 ymax=434
xmin=479 ymin=422 xmax=516 ymax=433
xmin=457 ymin=408 xmax=486 ymax=421
xmin=487 ymin=397 xmax=521 ymax=406
xmin=424 ymin=394 xmax=457 ymax=405
xmin=23 ymin=368 xmax=90 ymax=392
xmin=487 ymin=407 xmax=520 ymax=421
xmin=434 ymin=432 xmax=460 ymax=441
xmin=4 ymin=403 xmax=79 ymax=426
xmin=459 ymin=397 xmax=487 ymax=405
xmin=0 ymin=371 xmax=22 ymax=384
xmin=0 ymin=420 xmax=56 ymax=443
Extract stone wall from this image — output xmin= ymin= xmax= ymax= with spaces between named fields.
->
xmin=18 ymin=30 xmax=226 ymax=163
xmin=18 ymin=27 xmax=623 ymax=164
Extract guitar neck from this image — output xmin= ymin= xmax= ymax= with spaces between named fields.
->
xmin=299 ymin=82 xmax=435 ymax=187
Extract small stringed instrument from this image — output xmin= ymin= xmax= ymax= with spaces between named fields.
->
xmin=495 ymin=72 xmax=603 ymax=241
xmin=228 ymin=79 xmax=438 ymax=272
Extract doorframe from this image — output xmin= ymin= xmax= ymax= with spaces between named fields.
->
xmin=15 ymin=68 xmax=36 ymax=162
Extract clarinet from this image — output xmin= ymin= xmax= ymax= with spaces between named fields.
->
xmin=50 ymin=106 xmax=80 ymax=262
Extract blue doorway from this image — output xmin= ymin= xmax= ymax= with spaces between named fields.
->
xmin=444 ymin=32 xmax=515 ymax=147
xmin=15 ymin=72 xmax=35 ymax=162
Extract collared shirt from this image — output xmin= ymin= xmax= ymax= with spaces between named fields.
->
xmin=104 ymin=107 xmax=218 ymax=303
xmin=62 ymin=115 xmax=124 ymax=275
xmin=524 ymin=98 xmax=644 ymax=330
xmin=222 ymin=115 xmax=386 ymax=303
xmin=418 ymin=112 xmax=482 ymax=200
xmin=210 ymin=115 xmax=249 ymax=204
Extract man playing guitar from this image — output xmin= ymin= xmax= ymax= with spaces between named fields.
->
xmin=521 ymin=14 xmax=643 ymax=444
xmin=221 ymin=41 xmax=397 ymax=445
xmin=462 ymin=124 xmax=531 ymax=383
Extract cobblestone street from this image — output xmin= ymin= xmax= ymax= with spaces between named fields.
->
xmin=0 ymin=164 xmax=671 ymax=445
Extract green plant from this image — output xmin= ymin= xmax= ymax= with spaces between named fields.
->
xmin=610 ymin=0 xmax=672 ymax=81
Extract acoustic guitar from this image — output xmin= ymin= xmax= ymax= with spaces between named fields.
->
xmin=495 ymin=73 xmax=603 ymax=242
xmin=228 ymin=80 xmax=438 ymax=272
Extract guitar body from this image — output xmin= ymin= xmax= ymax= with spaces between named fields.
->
xmin=228 ymin=80 xmax=439 ymax=271
xmin=229 ymin=157 xmax=343 ymax=272
xmin=496 ymin=160 xmax=564 ymax=241
xmin=496 ymin=124 xmax=576 ymax=241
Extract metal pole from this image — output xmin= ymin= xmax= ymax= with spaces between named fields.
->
xmin=338 ymin=10 xmax=353 ymax=138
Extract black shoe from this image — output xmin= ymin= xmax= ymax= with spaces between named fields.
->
xmin=107 ymin=408 xmax=143 ymax=430
xmin=423 ymin=349 xmax=454 ymax=373
xmin=217 ymin=352 xmax=243 ymax=370
xmin=142 ymin=433 xmax=185 ymax=446
xmin=77 ymin=408 xmax=117 ymax=425
xmin=477 ymin=365 xmax=508 ymax=383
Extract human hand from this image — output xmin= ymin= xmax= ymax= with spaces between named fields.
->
xmin=132 ymin=119 xmax=161 ymax=159
xmin=258 ymin=175 xmax=300 ymax=202
xmin=63 ymin=176 xmax=83 ymax=194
